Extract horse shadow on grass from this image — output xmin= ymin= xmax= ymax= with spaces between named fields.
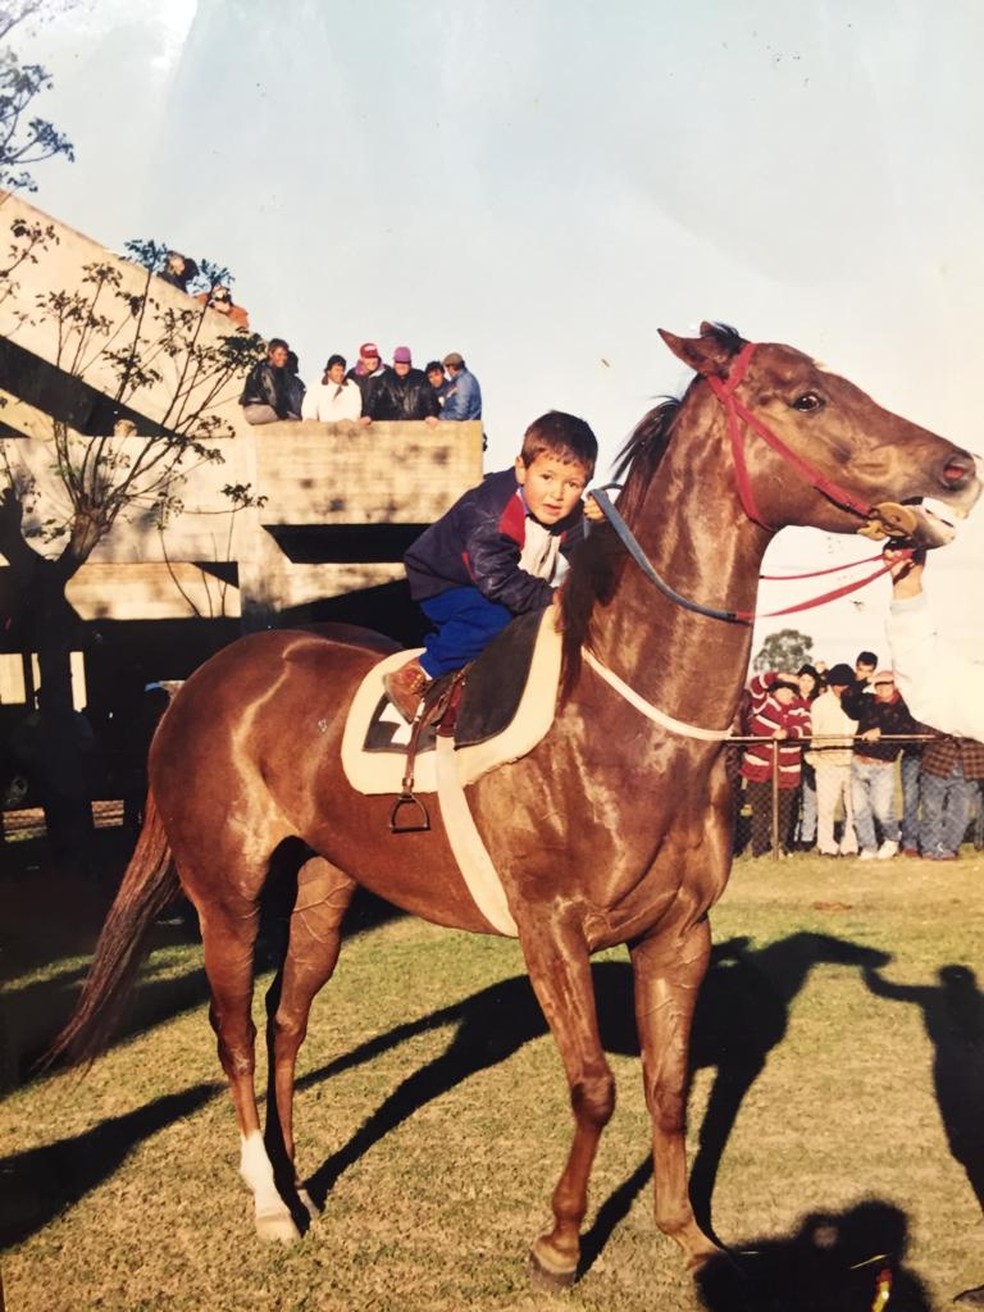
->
xmin=0 ymin=1081 xmax=222 ymax=1248
xmin=297 ymin=930 xmax=890 ymax=1277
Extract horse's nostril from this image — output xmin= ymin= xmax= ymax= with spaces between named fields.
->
xmin=941 ymin=455 xmax=973 ymax=486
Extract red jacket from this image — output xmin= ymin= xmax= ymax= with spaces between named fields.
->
xmin=740 ymin=673 xmax=812 ymax=787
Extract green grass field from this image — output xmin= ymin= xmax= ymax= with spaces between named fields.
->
xmin=2 ymin=849 xmax=983 ymax=1311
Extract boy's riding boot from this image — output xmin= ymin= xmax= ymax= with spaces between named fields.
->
xmin=383 ymin=658 xmax=428 ymax=722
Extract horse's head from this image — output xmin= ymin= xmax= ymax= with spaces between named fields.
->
xmin=660 ymin=323 xmax=981 ymax=546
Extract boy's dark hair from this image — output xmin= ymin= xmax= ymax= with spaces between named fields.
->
xmin=425 ymin=360 xmax=445 ymax=375
xmin=520 ymin=411 xmax=598 ymax=476
xmin=856 ymin=650 xmax=878 ymax=667
xmin=268 ymin=337 xmax=289 ymax=353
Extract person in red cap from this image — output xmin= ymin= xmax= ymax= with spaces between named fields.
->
xmin=345 ymin=342 xmax=389 ymax=412
xmin=360 ymin=346 xmax=440 ymax=424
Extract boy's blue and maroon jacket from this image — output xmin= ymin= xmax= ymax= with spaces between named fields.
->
xmin=403 ymin=468 xmax=586 ymax=613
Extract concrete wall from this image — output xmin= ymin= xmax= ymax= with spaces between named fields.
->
xmin=0 ymin=193 xmax=484 ymax=627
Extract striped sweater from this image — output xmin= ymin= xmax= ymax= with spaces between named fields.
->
xmin=740 ymin=673 xmax=812 ymax=788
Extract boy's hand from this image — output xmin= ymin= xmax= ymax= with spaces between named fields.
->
xmin=583 ymin=492 xmax=606 ymax=523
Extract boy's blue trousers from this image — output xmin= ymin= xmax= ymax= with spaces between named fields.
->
xmin=419 ymin=586 xmax=514 ymax=677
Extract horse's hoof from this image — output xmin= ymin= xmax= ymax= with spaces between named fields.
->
xmin=255 ymin=1208 xmax=301 ymax=1243
xmin=529 ymin=1239 xmax=577 ymax=1290
xmin=295 ymin=1185 xmax=319 ymax=1221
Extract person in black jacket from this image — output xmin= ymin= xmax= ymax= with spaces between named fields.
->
xmin=360 ymin=346 xmax=440 ymax=424
xmin=841 ymin=670 xmax=918 ymax=858
xmin=383 ymin=411 xmax=602 ymax=720
xmin=239 ymin=338 xmax=301 ymax=424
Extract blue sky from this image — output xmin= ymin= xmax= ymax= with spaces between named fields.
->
xmin=17 ymin=0 xmax=984 ymax=663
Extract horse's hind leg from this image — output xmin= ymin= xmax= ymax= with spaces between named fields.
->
xmin=264 ymin=856 xmax=356 ymax=1213
xmin=521 ymin=918 xmax=616 ymax=1285
xmin=629 ymin=916 xmax=718 ymax=1266
xmin=193 ymin=875 xmax=299 ymax=1242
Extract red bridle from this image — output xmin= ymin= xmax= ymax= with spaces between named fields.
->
xmin=704 ymin=342 xmax=877 ymax=530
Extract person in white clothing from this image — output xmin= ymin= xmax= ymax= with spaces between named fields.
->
xmin=302 ymin=354 xmax=362 ymax=423
xmin=804 ymin=663 xmax=860 ymax=856
xmin=886 ymin=551 xmax=984 ymax=739
xmin=885 ymin=548 xmax=984 ymax=1310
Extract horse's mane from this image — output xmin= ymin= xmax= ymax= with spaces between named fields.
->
xmin=558 ymin=323 xmax=744 ymax=701
xmin=559 ymin=397 xmax=680 ymax=700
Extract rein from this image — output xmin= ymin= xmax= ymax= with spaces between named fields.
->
xmin=590 ymin=487 xmax=904 ymax=626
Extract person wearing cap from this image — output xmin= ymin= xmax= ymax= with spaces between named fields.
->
xmin=361 ymin=347 xmax=440 ymax=424
xmin=302 ymin=354 xmax=362 ymax=422
xmin=195 ymin=283 xmax=250 ymax=329
xmin=346 ymin=342 xmax=389 ymax=410
xmin=841 ymin=670 xmax=919 ymax=859
xmin=804 ymin=662 xmax=861 ymax=857
xmin=440 ymin=352 xmax=482 ymax=421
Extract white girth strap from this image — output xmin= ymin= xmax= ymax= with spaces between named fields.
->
xmin=581 ymin=648 xmax=733 ymax=741
xmin=435 ymin=735 xmax=519 ymax=937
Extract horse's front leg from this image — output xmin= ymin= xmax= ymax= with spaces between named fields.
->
xmin=520 ymin=914 xmax=615 ymax=1286
xmin=629 ymin=915 xmax=718 ymax=1266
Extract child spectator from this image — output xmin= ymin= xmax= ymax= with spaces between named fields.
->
xmin=383 ymin=411 xmax=601 ymax=720
xmin=740 ymin=672 xmax=812 ymax=857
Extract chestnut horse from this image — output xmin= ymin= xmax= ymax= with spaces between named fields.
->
xmin=54 ymin=324 xmax=979 ymax=1285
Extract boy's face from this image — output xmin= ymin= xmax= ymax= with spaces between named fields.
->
xmin=515 ymin=451 xmax=589 ymax=526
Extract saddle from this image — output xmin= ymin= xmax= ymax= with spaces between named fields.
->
xmin=388 ymin=609 xmax=548 ymax=832
xmin=341 ymin=606 xmax=563 ymax=806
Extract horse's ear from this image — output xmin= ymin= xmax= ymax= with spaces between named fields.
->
xmin=659 ymin=325 xmax=742 ymax=379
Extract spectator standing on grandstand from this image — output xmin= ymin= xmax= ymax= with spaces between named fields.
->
xmin=841 ymin=671 xmax=918 ymax=859
xmin=361 ymin=347 xmax=440 ymax=424
xmin=426 ymin=361 xmax=450 ymax=406
xmin=159 ymin=250 xmax=199 ymax=293
xmin=739 ymin=672 xmax=811 ymax=858
xmin=196 ymin=284 xmax=250 ymax=329
xmin=303 ymin=354 xmax=362 ymax=422
xmin=239 ymin=338 xmax=301 ymax=424
xmin=440 ymin=352 xmax=482 ymax=421
xmin=805 ymin=662 xmax=860 ymax=857
xmin=346 ymin=342 xmax=388 ymax=410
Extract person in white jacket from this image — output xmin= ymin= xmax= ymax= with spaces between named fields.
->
xmin=804 ymin=663 xmax=860 ymax=857
xmin=886 ymin=551 xmax=984 ymax=740
xmin=302 ymin=354 xmax=363 ymax=423
xmin=885 ymin=548 xmax=984 ymax=1309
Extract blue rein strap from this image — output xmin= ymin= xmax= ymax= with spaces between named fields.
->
xmin=589 ymin=486 xmax=749 ymax=625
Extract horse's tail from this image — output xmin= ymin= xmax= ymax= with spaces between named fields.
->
xmin=45 ymin=788 xmax=179 ymax=1069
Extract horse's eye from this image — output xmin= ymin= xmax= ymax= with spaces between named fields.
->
xmin=792 ymin=392 xmax=823 ymax=412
